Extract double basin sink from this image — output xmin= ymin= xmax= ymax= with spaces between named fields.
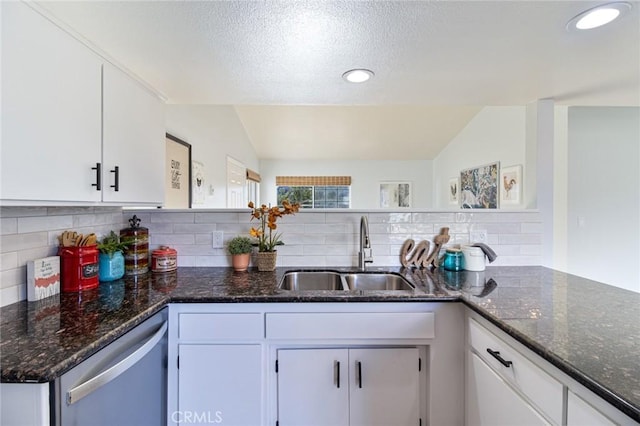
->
xmin=279 ymin=270 xmax=415 ymax=292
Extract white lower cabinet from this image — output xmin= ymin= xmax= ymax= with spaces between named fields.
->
xmin=467 ymin=352 xmax=549 ymax=426
xmin=465 ymin=312 xmax=639 ymax=426
xmin=169 ymin=303 xmax=464 ymax=426
xmin=177 ymin=344 xmax=262 ymax=426
xmin=277 ymin=347 xmax=420 ymax=426
xmin=567 ymin=391 xmax=617 ymax=426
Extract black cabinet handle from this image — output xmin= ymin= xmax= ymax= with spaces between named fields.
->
xmin=335 ymin=361 xmax=340 ymax=388
xmin=487 ymin=348 xmax=513 ymax=368
xmin=357 ymin=361 xmax=362 ymax=388
xmin=110 ymin=166 xmax=119 ymax=192
xmin=91 ymin=163 xmax=101 ymax=191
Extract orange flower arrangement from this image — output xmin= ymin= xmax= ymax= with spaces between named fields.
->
xmin=249 ymin=200 xmax=300 ymax=252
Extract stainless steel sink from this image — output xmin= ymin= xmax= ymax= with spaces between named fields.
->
xmin=342 ymin=272 xmax=415 ymax=291
xmin=279 ymin=271 xmax=347 ymax=291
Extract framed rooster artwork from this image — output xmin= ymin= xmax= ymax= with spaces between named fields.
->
xmin=500 ymin=165 xmax=522 ymax=205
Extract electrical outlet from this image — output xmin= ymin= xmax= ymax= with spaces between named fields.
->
xmin=470 ymin=230 xmax=488 ymax=244
xmin=213 ymin=231 xmax=224 ymax=248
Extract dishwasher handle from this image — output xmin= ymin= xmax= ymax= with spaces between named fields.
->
xmin=66 ymin=321 xmax=168 ymax=405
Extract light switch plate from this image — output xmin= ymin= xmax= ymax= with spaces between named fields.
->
xmin=470 ymin=230 xmax=488 ymax=244
xmin=213 ymin=231 xmax=224 ymax=248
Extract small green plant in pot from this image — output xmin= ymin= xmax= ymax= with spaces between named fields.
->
xmin=227 ymin=236 xmax=253 ymax=272
xmin=97 ymin=231 xmax=128 ymax=281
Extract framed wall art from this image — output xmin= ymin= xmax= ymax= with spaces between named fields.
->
xmin=165 ymin=133 xmax=192 ymax=208
xmin=500 ymin=165 xmax=522 ymax=205
xmin=459 ymin=162 xmax=499 ymax=209
xmin=379 ymin=181 xmax=412 ymax=208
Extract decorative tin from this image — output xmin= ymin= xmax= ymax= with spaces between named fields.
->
xmin=58 ymin=245 xmax=99 ymax=292
xmin=151 ymin=246 xmax=178 ymax=273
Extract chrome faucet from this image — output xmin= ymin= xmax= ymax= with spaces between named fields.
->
xmin=358 ymin=215 xmax=373 ymax=269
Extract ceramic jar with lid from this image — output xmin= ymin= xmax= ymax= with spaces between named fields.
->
xmin=120 ymin=215 xmax=149 ymax=276
xmin=442 ymin=248 xmax=465 ymax=272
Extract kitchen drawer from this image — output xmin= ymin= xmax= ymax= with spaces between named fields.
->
xmin=469 ymin=319 xmax=563 ymax=425
xmin=179 ymin=313 xmax=263 ymax=340
xmin=266 ymin=312 xmax=434 ymax=340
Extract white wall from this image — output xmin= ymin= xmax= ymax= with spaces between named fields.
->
xmin=567 ymin=107 xmax=639 ymax=292
xmin=259 ymin=159 xmax=433 ymax=209
xmin=165 ymin=105 xmax=259 ymax=208
xmin=432 ymin=107 xmax=527 ymax=209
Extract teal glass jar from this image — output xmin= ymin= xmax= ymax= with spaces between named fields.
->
xmin=443 ymin=248 xmax=465 ymax=272
xmin=98 ymin=251 xmax=125 ymax=282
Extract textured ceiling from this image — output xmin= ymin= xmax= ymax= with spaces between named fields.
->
xmin=36 ymin=1 xmax=640 ymax=159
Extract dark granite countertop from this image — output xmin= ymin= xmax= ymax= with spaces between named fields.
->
xmin=1 ymin=266 xmax=638 ymax=422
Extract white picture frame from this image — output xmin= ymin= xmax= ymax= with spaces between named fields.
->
xmin=379 ymin=182 xmax=412 ymax=208
xmin=500 ymin=165 xmax=523 ymax=205
xmin=448 ymin=177 xmax=459 ymax=205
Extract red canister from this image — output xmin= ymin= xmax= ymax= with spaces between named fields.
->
xmin=58 ymin=245 xmax=99 ymax=292
xmin=151 ymin=246 xmax=178 ymax=273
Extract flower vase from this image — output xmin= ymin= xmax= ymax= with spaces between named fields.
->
xmin=256 ymin=251 xmax=277 ymax=272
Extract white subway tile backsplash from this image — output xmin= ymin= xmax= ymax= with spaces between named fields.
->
xmin=0 ymin=252 xmax=18 ymax=271
xmin=151 ymin=212 xmax=195 ymax=223
xmin=0 ymin=206 xmax=543 ymax=306
xmin=304 ymin=244 xmax=347 ymax=256
xmin=1 ymin=266 xmax=26 ymax=290
xmin=369 ymin=212 xmax=412 ymax=223
xmin=151 ymin=233 xmax=196 ymax=245
xmin=0 ymin=207 xmax=48 ymax=218
xmin=173 ymin=223 xmax=219 ymax=234
xmin=0 ymin=206 xmax=125 ymax=307
xmin=0 ymin=218 xmax=18 ymax=235
xmin=195 ymin=212 xmax=243 ymax=224
xmin=0 ymin=285 xmax=25 ymax=307
xmin=1 ymin=232 xmax=49 ymax=253
xmin=499 ymin=234 xmax=542 ymax=245
xmin=19 ymin=215 xmax=73 ymax=233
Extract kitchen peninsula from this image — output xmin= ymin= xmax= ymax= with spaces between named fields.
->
xmin=1 ymin=266 xmax=638 ymax=425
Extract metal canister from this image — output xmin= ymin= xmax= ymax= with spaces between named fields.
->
xmin=120 ymin=215 xmax=149 ymax=276
xmin=151 ymin=246 xmax=178 ymax=273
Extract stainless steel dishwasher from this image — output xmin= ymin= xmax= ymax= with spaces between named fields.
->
xmin=52 ymin=308 xmax=167 ymax=426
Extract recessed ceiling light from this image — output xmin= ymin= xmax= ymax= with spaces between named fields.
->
xmin=566 ymin=2 xmax=632 ymax=31
xmin=342 ymin=69 xmax=374 ymax=83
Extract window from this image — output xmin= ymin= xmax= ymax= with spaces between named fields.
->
xmin=276 ymin=176 xmax=351 ymax=209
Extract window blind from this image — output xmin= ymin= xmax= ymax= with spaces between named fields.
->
xmin=275 ymin=176 xmax=351 ymax=186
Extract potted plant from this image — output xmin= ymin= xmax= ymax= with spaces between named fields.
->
xmin=97 ymin=231 xmax=128 ymax=281
xmin=248 ymin=200 xmax=299 ymax=271
xmin=227 ymin=236 xmax=253 ymax=272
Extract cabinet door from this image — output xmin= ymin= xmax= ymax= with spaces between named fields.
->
xmin=102 ymin=63 xmax=164 ymax=204
xmin=349 ymin=348 xmax=420 ymax=426
xmin=1 ymin=2 xmax=102 ymax=203
xmin=467 ymin=352 xmax=550 ymax=426
xmin=277 ymin=348 xmax=349 ymax=426
xmin=567 ymin=391 xmax=616 ymax=426
xmin=178 ymin=344 xmax=261 ymax=426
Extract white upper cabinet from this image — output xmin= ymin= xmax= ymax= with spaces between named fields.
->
xmin=102 ymin=64 xmax=164 ymax=204
xmin=1 ymin=1 xmax=102 ymax=203
xmin=1 ymin=2 xmax=165 ymax=205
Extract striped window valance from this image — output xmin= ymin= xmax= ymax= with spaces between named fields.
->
xmin=246 ymin=169 xmax=261 ymax=182
xmin=276 ymin=176 xmax=352 ymax=186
